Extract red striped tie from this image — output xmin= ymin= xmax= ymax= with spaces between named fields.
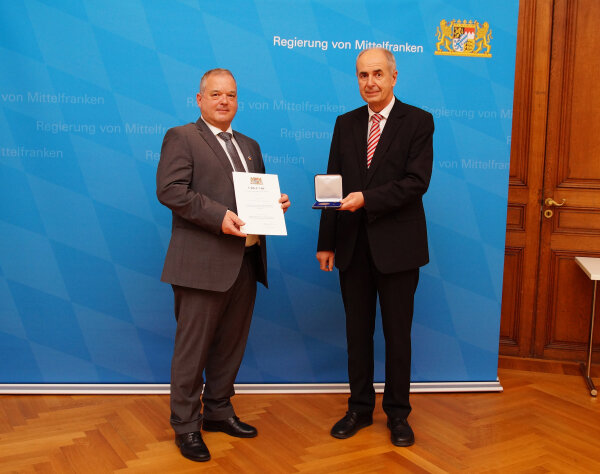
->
xmin=366 ymin=113 xmax=383 ymax=168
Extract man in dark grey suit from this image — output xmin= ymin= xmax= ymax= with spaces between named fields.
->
xmin=317 ymin=48 xmax=434 ymax=447
xmin=157 ymin=68 xmax=290 ymax=462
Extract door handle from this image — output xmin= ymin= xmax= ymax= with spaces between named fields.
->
xmin=544 ymin=197 xmax=566 ymax=207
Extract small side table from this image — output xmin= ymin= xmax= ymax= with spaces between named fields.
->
xmin=575 ymin=256 xmax=600 ymax=397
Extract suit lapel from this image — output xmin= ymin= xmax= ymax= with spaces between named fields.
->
xmin=352 ymin=106 xmax=369 ymax=187
xmin=365 ymin=99 xmax=406 ymax=187
xmin=194 ymin=118 xmax=235 ymax=182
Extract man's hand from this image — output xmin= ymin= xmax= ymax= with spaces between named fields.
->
xmin=279 ymin=193 xmax=291 ymax=213
xmin=339 ymin=192 xmax=364 ymax=212
xmin=316 ymin=251 xmax=335 ymax=272
xmin=221 ymin=210 xmax=247 ymax=237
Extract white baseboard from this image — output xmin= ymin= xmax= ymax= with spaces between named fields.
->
xmin=0 ymin=380 xmax=502 ymax=395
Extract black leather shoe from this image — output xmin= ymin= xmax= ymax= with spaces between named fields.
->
xmin=175 ymin=431 xmax=210 ymax=462
xmin=202 ymin=416 xmax=257 ymax=438
xmin=330 ymin=411 xmax=373 ymax=439
xmin=387 ymin=418 xmax=415 ymax=447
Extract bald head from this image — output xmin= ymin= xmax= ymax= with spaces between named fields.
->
xmin=356 ymin=48 xmax=396 ymax=75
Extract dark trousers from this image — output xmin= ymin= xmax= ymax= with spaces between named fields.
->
xmin=169 ymin=249 xmax=258 ymax=434
xmin=339 ymin=225 xmax=419 ymax=419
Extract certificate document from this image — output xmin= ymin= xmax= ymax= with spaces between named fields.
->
xmin=232 ymin=172 xmax=287 ymax=236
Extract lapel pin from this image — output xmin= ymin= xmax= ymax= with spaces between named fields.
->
xmin=248 ymin=156 xmax=252 ymax=161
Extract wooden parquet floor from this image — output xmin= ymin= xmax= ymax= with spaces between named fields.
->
xmin=1 ymin=365 xmax=600 ymax=473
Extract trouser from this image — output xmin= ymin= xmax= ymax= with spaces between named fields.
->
xmin=339 ymin=225 xmax=419 ymax=419
xmin=169 ymin=249 xmax=259 ymax=434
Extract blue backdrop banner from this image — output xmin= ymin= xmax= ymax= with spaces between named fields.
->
xmin=0 ymin=0 xmax=519 ymax=384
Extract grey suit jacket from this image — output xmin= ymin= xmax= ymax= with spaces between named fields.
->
xmin=156 ymin=117 xmax=267 ymax=292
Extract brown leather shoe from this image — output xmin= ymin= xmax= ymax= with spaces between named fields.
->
xmin=202 ymin=416 xmax=257 ymax=438
xmin=175 ymin=431 xmax=210 ymax=462
xmin=330 ymin=411 xmax=373 ymax=439
xmin=387 ymin=417 xmax=415 ymax=447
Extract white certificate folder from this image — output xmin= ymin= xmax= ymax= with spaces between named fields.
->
xmin=232 ymin=172 xmax=287 ymax=236
xmin=312 ymin=174 xmax=343 ymax=209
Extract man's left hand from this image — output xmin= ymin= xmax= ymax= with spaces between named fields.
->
xmin=340 ymin=192 xmax=364 ymax=212
xmin=279 ymin=193 xmax=291 ymax=213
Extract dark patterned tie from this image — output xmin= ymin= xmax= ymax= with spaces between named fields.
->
xmin=217 ymin=132 xmax=246 ymax=172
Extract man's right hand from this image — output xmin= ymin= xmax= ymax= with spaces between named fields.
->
xmin=316 ymin=251 xmax=335 ymax=272
xmin=222 ymin=210 xmax=247 ymax=237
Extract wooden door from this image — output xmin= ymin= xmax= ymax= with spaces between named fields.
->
xmin=501 ymin=0 xmax=600 ymax=361
xmin=533 ymin=0 xmax=600 ymax=361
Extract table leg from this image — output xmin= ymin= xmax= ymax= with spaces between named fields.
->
xmin=580 ymin=280 xmax=597 ymax=397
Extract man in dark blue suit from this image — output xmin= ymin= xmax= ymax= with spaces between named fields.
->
xmin=317 ymin=48 xmax=434 ymax=447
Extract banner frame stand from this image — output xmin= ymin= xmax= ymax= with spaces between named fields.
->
xmin=0 ymin=381 xmax=502 ymax=395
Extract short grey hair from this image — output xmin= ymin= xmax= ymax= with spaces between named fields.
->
xmin=199 ymin=68 xmax=236 ymax=93
xmin=355 ymin=48 xmax=397 ymax=73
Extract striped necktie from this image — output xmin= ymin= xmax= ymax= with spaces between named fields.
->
xmin=366 ymin=113 xmax=383 ymax=168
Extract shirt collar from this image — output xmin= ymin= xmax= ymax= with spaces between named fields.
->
xmin=368 ymin=96 xmax=395 ymax=121
xmin=201 ymin=116 xmax=233 ymax=136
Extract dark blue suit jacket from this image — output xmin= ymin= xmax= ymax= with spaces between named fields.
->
xmin=317 ymin=98 xmax=434 ymax=273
